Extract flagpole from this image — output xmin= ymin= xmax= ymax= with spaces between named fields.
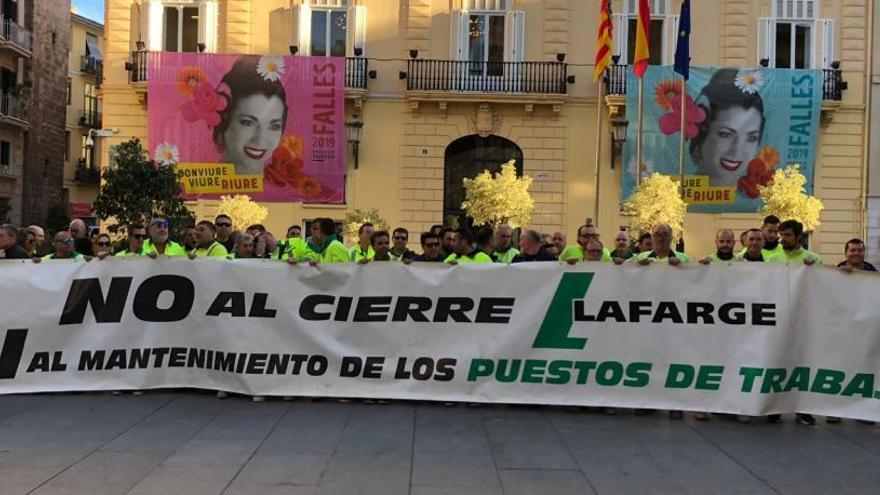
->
xmin=593 ymin=81 xmax=605 ymax=226
xmin=678 ymin=76 xmax=686 ymax=198
xmin=636 ymin=76 xmax=644 ymax=187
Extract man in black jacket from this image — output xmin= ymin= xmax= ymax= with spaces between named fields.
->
xmin=513 ymin=230 xmax=555 ymax=262
xmin=0 ymin=225 xmax=29 ymax=259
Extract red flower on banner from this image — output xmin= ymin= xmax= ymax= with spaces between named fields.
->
xmin=658 ymin=94 xmax=706 ymax=139
xmin=181 ymin=81 xmax=227 ymax=126
xmin=736 ymin=146 xmax=779 ymax=198
xmin=263 ymin=146 xmax=305 ymax=188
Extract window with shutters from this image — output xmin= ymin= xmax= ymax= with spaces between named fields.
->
xmin=292 ymin=1 xmax=366 ymax=57
xmin=758 ymin=0 xmax=833 ymax=69
xmin=611 ymin=0 xmax=678 ymax=66
xmin=139 ymin=1 xmax=218 ymax=53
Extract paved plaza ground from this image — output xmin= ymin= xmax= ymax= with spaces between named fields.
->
xmin=1 ymin=391 xmax=878 ymax=494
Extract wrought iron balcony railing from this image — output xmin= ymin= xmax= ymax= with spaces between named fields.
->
xmin=79 ymin=110 xmax=101 ymax=129
xmin=129 ymin=51 xmax=370 ymax=90
xmin=603 ymin=64 xmax=845 ymax=101
xmin=407 ymin=59 xmax=568 ymax=94
xmin=81 ymin=56 xmax=103 ymax=76
xmin=0 ymin=94 xmax=28 ymax=122
xmin=0 ymin=19 xmax=32 ymax=53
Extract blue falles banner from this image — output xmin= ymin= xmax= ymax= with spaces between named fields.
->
xmin=622 ymin=66 xmax=823 ymax=212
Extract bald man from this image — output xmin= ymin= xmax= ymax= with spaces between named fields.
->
xmin=69 ymin=218 xmax=94 ymax=256
xmin=700 ymin=229 xmax=736 ymax=265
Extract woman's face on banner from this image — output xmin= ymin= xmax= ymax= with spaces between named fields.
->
xmin=223 ymin=94 xmax=285 ymax=175
xmin=696 ymin=107 xmax=762 ymax=186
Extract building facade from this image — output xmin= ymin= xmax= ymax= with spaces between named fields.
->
xmin=0 ymin=0 xmax=32 ymax=225
xmin=65 ymin=13 xmax=104 ymax=226
xmin=20 ymin=0 xmax=71 ymax=226
xmin=101 ymin=0 xmax=871 ymax=261
xmin=868 ymin=0 xmax=878 ymax=263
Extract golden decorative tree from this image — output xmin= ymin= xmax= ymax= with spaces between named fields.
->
xmin=622 ymin=173 xmax=686 ymax=234
xmin=342 ymin=208 xmax=389 ymax=246
xmin=216 ymin=195 xmax=268 ymax=230
xmin=461 ymin=160 xmax=534 ymax=228
xmin=758 ymin=164 xmax=824 ymax=231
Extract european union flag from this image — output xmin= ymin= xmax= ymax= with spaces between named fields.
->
xmin=673 ymin=0 xmax=691 ymax=80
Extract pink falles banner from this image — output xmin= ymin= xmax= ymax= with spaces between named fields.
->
xmin=147 ymin=52 xmax=345 ymax=203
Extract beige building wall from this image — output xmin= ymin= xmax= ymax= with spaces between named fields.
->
xmin=65 ymin=13 xmax=104 ymax=215
xmin=100 ymin=0 xmax=871 ymax=262
xmin=868 ymin=0 xmax=879 ymax=263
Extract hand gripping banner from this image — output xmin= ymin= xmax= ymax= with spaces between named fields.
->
xmin=1 ymin=260 xmax=878 ymax=421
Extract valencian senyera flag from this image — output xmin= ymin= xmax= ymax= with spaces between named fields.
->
xmin=633 ymin=0 xmax=651 ymax=78
xmin=673 ymin=0 xmax=691 ymax=80
xmin=593 ymin=0 xmax=613 ymax=82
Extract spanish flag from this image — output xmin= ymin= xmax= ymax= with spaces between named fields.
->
xmin=593 ymin=0 xmax=613 ymax=82
xmin=633 ymin=0 xmax=651 ymax=78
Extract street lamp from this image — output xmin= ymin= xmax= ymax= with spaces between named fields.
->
xmin=85 ymin=128 xmax=120 ymax=149
xmin=609 ymin=117 xmax=628 ymax=169
xmin=345 ymin=118 xmax=364 ymax=169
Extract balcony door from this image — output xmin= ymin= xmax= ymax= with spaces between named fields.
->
xmin=443 ymin=134 xmax=523 ymax=227
xmin=451 ymin=9 xmax=524 ymax=92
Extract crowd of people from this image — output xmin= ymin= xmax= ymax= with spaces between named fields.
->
xmin=0 ymin=214 xmax=875 ymax=274
xmin=0 ymin=214 xmax=875 ymax=424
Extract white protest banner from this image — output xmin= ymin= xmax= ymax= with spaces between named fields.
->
xmin=1 ymin=260 xmax=878 ymax=421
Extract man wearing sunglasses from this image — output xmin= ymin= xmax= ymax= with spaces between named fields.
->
xmin=390 ymin=227 xmax=416 ymax=261
xmin=410 ymin=232 xmax=444 ymax=262
xmin=115 ymin=224 xmax=147 ymax=257
xmin=0 ymin=224 xmax=30 ymax=259
xmin=214 ymin=214 xmax=237 ymax=252
xmin=143 ymin=217 xmax=187 ymax=257
xmin=39 ymin=231 xmax=86 ymax=261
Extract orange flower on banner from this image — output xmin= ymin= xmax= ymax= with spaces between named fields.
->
xmin=177 ymin=66 xmax=208 ymax=97
xmin=298 ymin=176 xmax=323 ymax=197
xmin=654 ymin=80 xmax=682 ymax=112
xmin=737 ymin=147 xmax=780 ymax=199
xmin=758 ymin=147 xmax=780 ymax=168
xmin=280 ymin=134 xmax=305 ymax=159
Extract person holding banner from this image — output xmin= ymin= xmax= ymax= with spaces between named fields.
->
xmin=213 ymin=57 xmax=288 ymax=176
xmin=631 ymin=224 xmax=690 ymax=265
xmin=512 ymin=230 xmax=556 ymax=262
xmin=214 ymin=214 xmax=237 ymax=252
xmin=349 ymin=223 xmax=375 ymax=263
xmin=307 ymin=218 xmax=348 ymax=264
xmin=228 ymin=234 xmax=256 ymax=259
xmin=36 ymin=231 xmax=87 ymax=262
xmin=444 ymin=228 xmax=492 ymax=264
xmin=114 ymin=224 xmax=147 ymax=257
xmin=492 ymin=225 xmax=520 ymax=264
xmin=837 ymin=239 xmax=877 ymax=273
xmin=409 ymin=232 xmax=445 ymax=263
xmin=366 ymin=231 xmax=396 ymax=262
xmin=143 ymin=218 xmax=187 ymax=257
xmin=766 ymin=220 xmax=821 ymax=266
xmin=735 ymin=228 xmax=766 ymax=262
xmin=699 ymin=230 xmax=736 ymax=264
xmin=189 ymin=221 xmax=229 ymax=259
xmin=691 ymin=68 xmax=765 ymax=187
xmin=561 ymin=224 xmax=612 ymax=264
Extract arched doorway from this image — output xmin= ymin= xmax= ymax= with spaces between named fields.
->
xmin=443 ymin=134 xmax=523 ymax=227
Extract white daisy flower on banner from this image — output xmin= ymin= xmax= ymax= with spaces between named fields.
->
xmin=628 ymin=156 xmax=654 ymax=183
xmin=154 ymin=142 xmax=180 ymax=166
xmin=257 ymin=55 xmax=286 ymax=82
xmin=734 ymin=68 xmax=764 ymax=94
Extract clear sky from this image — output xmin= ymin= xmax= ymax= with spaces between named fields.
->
xmin=72 ymin=0 xmax=104 ymax=24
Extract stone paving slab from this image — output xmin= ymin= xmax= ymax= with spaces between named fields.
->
xmin=0 ymin=393 xmax=878 ymax=495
